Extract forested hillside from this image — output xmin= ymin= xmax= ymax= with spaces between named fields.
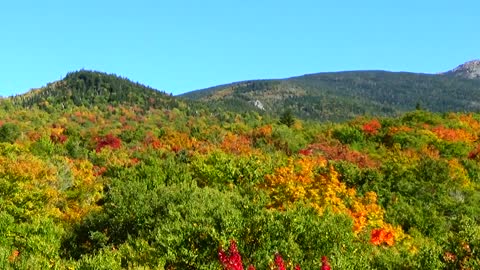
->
xmin=181 ymin=69 xmax=480 ymax=121
xmin=8 ymin=70 xmax=180 ymax=111
xmin=1 ymin=71 xmax=480 ymax=269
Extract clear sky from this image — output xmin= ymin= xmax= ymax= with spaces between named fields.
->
xmin=0 ymin=0 xmax=478 ymax=97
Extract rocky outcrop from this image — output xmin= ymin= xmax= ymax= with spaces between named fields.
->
xmin=446 ymin=60 xmax=480 ymax=79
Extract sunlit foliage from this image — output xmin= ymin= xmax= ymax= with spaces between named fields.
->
xmin=2 ymin=72 xmax=480 ymax=268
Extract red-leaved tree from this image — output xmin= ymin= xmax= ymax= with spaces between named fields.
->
xmin=95 ymin=134 xmax=122 ymax=152
xmin=219 ymin=240 xmax=331 ymax=270
xmin=218 ymin=240 xmax=248 ymax=270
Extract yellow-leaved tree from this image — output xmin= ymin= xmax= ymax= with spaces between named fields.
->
xmin=263 ymin=155 xmax=404 ymax=245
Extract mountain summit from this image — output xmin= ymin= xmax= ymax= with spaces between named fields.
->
xmin=446 ymin=60 xmax=480 ymax=79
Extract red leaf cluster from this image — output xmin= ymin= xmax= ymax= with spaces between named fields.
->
xmin=144 ymin=132 xmax=162 ymax=149
xmin=50 ymin=124 xmax=68 ymax=144
xmin=50 ymin=133 xmax=68 ymax=144
xmin=362 ymin=119 xmax=381 ymax=135
xmin=274 ymin=253 xmax=286 ymax=270
xmin=370 ymin=228 xmax=394 ymax=246
xmin=218 ymin=240 xmax=246 ymax=270
xmin=298 ymin=148 xmax=313 ymax=156
xmin=219 ymin=240 xmax=331 ymax=269
xmin=307 ymin=142 xmax=378 ymax=168
xmin=93 ymin=166 xmax=107 ymax=176
xmin=321 ymin=256 xmax=331 ymax=270
xmin=171 ymin=145 xmax=181 ymax=153
xmin=468 ymin=144 xmax=480 ymax=160
xmin=95 ymin=134 xmax=122 ymax=152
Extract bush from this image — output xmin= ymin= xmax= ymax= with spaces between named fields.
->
xmin=0 ymin=123 xmax=20 ymax=143
xmin=63 ymin=181 xmax=246 ymax=268
xmin=333 ymin=126 xmax=365 ymax=145
xmin=272 ymin=125 xmax=307 ymax=154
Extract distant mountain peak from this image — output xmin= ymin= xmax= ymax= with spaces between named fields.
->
xmin=446 ymin=59 xmax=480 ymax=79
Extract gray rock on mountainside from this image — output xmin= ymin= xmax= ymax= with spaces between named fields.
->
xmin=446 ymin=60 xmax=480 ymax=79
xmin=252 ymin=99 xmax=265 ymax=110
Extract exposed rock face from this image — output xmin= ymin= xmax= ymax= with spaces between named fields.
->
xmin=253 ymin=99 xmax=265 ymax=110
xmin=447 ymin=60 xmax=480 ymax=79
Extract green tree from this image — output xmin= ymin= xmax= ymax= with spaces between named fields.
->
xmin=279 ymin=109 xmax=295 ymax=127
xmin=0 ymin=123 xmax=20 ymax=143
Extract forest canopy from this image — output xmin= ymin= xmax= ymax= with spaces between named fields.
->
xmin=1 ymin=71 xmax=480 ymax=269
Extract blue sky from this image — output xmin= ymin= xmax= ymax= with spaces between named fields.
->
xmin=0 ymin=0 xmax=478 ymax=97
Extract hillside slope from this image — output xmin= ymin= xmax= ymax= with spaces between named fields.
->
xmin=1 ymin=98 xmax=480 ymax=268
xmin=181 ymin=63 xmax=480 ymax=121
xmin=1 ymin=70 xmax=480 ymax=268
xmin=7 ymin=70 xmax=181 ymax=111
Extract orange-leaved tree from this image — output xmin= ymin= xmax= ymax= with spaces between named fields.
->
xmin=263 ymin=155 xmax=402 ymax=243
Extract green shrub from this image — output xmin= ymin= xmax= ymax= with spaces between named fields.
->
xmin=0 ymin=123 xmax=20 ymax=143
xmin=333 ymin=125 xmax=365 ymax=145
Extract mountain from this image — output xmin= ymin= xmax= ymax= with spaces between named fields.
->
xmin=181 ymin=61 xmax=480 ymax=121
xmin=445 ymin=59 xmax=480 ymax=79
xmin=7 ymin=70 xmax=181 ymax=111
xmin=6 ymin=62 xmax=480 ymax=122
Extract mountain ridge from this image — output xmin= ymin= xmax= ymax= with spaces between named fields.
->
xmin=181 ymin=61 xmax=480 ymax=121
xmin=5 ymin=61 xmax=480 ymax=122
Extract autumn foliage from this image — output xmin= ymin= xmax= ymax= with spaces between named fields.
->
xmin=362 ymin=119 xmax=381 ymax=135
xmin=431 ymin=125 xmax=476 ymax=143
xmin=221 ymin=133 xmax=253 ymax=155
xmin=303 ymin=142 xmax=378 ymax=168
xmin=370 ymin=228 xmax=395 ymax=246
xmin=264 ymin=156 xmax=390 ymax=235
xmin=2 ymin=81 xmax=480 ymax=269
xmin=218 ymin=240 xmax=246 ymax=270
xmin=95 ymin=133 xmax=122 ymax=152
xmin=218 ymin=240 xmax=326 ymax=270
xmin=50 ymin=126 xmax=68 ymax=144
